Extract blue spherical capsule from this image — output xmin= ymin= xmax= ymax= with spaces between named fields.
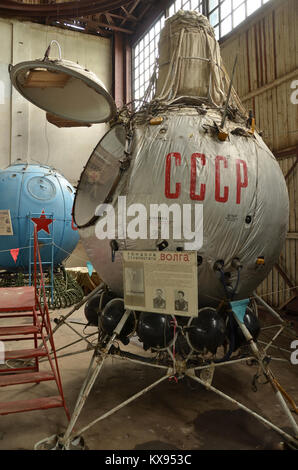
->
xmin=0 ymin=163 xmax=79 ymax=270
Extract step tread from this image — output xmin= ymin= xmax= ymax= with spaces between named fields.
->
xmin=0 ymin=286 xmax=35 ymax=310
xmin=4 ymin=348 xmax=47 ymax=360
xmin=0 ymin=396 xmax=64 ymax=415
xmin=0 ymin=326 xmax=40 ymax=336
xmin=0 ymin=371 xmax=55 ymax=387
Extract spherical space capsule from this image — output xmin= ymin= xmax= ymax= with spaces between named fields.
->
xmin=0 ymin=163 xmax=79 ymax=271
xmin=73 ymin=113 xmax=289 ymax=307
xmin=72 ymin=12 xmax=289 ymax=308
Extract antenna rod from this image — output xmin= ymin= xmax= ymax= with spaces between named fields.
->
xmin=220 ymin=55 xmax=238 ymax=129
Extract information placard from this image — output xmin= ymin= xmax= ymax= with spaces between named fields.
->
xmin=0 ymin=210 xmax=13 ymax=236
xmin=122 ymin=251 xmax=198 ymax=317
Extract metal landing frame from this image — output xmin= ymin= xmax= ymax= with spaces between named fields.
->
xmin=34 ymin=288 xmax=298 ymax=450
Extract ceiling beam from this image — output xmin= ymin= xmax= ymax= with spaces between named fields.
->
xmin=54 ymin=19 xmax=110 ymax=37
xmin=120 ymin=0 xmax=140 ymax=26
xmin=0 ymin=0 xmax=132 ymax=19
xmin=121 ymin=5 xmax=137 ymax=21
xmin=107 ymin=11 xmax=138 ymax=23
xmin=105 ymin=12 xmax=114 ymax=24
xmin=79 ymin=16 xmax=134 ymax=34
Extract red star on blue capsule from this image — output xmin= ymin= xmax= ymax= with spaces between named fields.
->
xmin=31 ymin=210 xmax=54 ymax=234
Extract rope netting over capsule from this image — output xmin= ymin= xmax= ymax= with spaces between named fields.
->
xmin=154 ymin=10 xmax=246 ymax=111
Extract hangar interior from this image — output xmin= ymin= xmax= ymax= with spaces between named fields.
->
xmin=0 ymin=0 xmax=297 ymax=451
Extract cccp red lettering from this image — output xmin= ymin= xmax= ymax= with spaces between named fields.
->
xmin=165 ymin=152 xmax=181 ymax=199
xmin=215 ymin=155 xmax=229 ymax=203
xmin=190 ymin=153 xmax=206 ymax=201
xmin=236 ymin=159 xmax=248 ymax=204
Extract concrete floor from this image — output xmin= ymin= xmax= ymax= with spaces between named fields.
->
xmin=0 ymin=306 xmax=297 ymax=450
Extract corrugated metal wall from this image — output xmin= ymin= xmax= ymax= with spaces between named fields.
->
xmin=221 ymin=0 xmax=298 ymax=308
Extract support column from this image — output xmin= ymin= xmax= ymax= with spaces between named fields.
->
xmin=113 ymin=32 xmax=132 ymax=108
xmin=125 ymin=37 xmax=132 ymax=106
xmin=114 ymin=32 xmax=124 ymax=108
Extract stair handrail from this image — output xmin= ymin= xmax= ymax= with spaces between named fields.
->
xmin=33 ymin=225 xmax=69 ymax=417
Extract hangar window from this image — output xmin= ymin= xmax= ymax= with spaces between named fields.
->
xmin=132 ymin=15 xmax=165 ymax=105
xmin=168 ymin=0 xmax=203 ymax=17
xmin=132 ymin=0 xmax=272 ymax=103
xmin=208 ymin=0 xmax=272 ymax=40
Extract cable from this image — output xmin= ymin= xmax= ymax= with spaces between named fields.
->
xmin=52 ymin=242 xmax=90 ymax=264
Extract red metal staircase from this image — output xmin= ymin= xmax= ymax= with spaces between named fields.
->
xmin=0 ymin=226 xmax=70 ymax=419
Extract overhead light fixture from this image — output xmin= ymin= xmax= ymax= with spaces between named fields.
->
xmin=63 ymin=22 xmax=85 ymax=31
